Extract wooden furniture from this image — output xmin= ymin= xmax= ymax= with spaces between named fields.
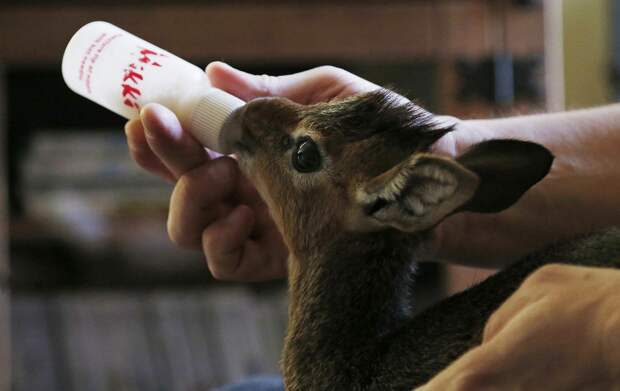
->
xmin=0 ymin=1 xmax=544 ymax=117
xmin=0 ymin=2 xmax=543 ymax=65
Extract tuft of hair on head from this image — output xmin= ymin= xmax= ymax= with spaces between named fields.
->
xmin=302 ymin=89 xmax=454 ymax=150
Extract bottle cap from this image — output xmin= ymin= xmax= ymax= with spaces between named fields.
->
xmin=189 ymin=89 xmax=245 ymax=153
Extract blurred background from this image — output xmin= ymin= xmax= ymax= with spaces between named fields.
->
xmin=0 ymin=0 xmax=616 ymax=390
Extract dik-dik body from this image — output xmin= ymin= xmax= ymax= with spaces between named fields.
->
xmin=225 ymin=90 xmax=620 ymax=390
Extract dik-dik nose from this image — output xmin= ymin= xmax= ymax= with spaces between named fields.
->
xmin=219 ymin=103 xmax=258 ymax=155
xmin=227 ymin=97 xmax=286 ymax=155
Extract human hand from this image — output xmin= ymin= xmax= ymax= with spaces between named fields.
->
xmin=125 ymin=62 xmax=380 ymax=280
xmin=415 ymin=264 xmax=620 ymax=391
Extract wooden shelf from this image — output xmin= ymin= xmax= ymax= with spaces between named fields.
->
xmin=0 ymin=2 xmax=542 ymax=65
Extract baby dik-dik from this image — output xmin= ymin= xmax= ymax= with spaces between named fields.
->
xmin=225 ymin=90 xmax=620 ymax=390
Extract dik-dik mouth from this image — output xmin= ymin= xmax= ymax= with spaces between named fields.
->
xmin=219 ymin=104 xmax=262 ymax=158
xmin=217 ymin=106 xmax=247 ymax=155
xmin=231 ymin=139 xmax=255 ymax=155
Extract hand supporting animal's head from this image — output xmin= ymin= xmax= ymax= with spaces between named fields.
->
xmin=226 ymin=90 xmax=553 ymax=254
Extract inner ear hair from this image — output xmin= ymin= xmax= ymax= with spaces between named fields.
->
xmin=359 ymin=154 xmax=479 ymax=232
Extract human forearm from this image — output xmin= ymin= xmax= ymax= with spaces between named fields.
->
xmin=436 ymin=105 xmax=620 ymax=267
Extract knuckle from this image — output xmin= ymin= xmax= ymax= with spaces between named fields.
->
xmin=204 ymin=252 xmax=232 ymax=280
xmin=202 ymin=230 xmax=219 ymax=258
xmin=450 ymin=369 xmax=493 ymax=391
xmin=177 ymin=157 xmax=235 ymax=194
xmin=209 ymin=269 xmax=227 ymax=280
xmin=315 ymin=65 xmax=347 ymax=82
xmin=482 ymin=312 xmax=502 ymax=342
xmin=257 ymin=73 xmax=277 ymax=96
xmin=538 ymin=263 xmax=566 ymax=275
xmin=203 ymin=233 xmax=237 ymax=281
xmin=131 ymin=148 xmax=153 ymax=169
xmin=316 ymin=65 xmax=344 ymax=76
xmin=209 ymin=267 xmax=222 ymax=279
xmin=202 ymin=228 xmax=215 ymax=247
xmin=167 ymin=182 xmax=200 ymax=248
xmin=525 ymin=263 xmax=566 ymax=286
xmin=124 ymin=119 xmax=143 ymax=137
xmin=174 ymin=173 xmax=196 ymax=201
xmin=166 ymin=218 xmax=192 ymax=248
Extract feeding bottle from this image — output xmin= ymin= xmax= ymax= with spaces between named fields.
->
xmin=62 ymin=21 xmax=244 ymax=153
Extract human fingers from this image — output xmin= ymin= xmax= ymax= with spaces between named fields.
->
xmin=415 ymin=298 xmax=597 ymax=391
xmin=201 ymin=204 xmax=254 ymax=279
xmin=483 ymin=264 xmax=584 ymax=342
xmin=481 ymin=287 xmax=547 ymax=343
xmin=202 ymin=206 xmax=287 ymax=281
xmin=418 ymin=266 xmax=620 ymax=391
xmin=125 ymin=118 xmax=175 ymax=181
xmin=167 ymin=156 xmax=239 ymax=249
xmin=415 ymin=300 xmax=551 ymax=391
xmin=206 ymin=61 xmax=380 ymax=104
xmin=140 ymin=103 xmax=210 ymax=178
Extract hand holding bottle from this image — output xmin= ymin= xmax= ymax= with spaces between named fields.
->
xmin=126 ymin=62 xmax=380 ymax=280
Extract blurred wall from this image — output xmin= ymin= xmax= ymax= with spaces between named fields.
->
xmin=564 ymin=0 xmax=613 ymax=108
xmin=0 ymin=65 xmax=10 ymax=391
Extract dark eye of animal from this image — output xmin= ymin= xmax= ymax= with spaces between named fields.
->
xmin=292 ymin=137 xmax=322 ymax=173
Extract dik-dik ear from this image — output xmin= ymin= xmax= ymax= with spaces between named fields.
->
xmin=357 ymin=139 xmax=553 ymax=232
xmin=357 ymin=154 xmax=479 ymax=232
xmin=455 ymin=139 xmax=554 ymax=213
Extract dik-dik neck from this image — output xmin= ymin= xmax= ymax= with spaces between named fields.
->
xmin=283 ymin=229 xmax=428 ymax=391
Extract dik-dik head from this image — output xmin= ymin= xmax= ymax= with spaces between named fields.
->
xmin=228 ymin=90 xmax=553 ymax=255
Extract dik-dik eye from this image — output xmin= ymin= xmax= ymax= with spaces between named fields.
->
xmin=292 ymin=137 xmax=322 ymax=173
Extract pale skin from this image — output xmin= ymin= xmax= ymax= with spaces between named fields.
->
xmin=415 ymin=264 xmax=620 ymax=390
xmin=124 ymin=62 xmax=620 ymax=389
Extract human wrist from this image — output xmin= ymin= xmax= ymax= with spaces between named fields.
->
xmin=432 ymin=117 xmax=504 ymax=162
xmin=451 ymin=109 xmax=620 ymax=256
xmin=431 ymin=115 xmax=470 ymax=157
xmin=432 ymin=116 xmax=583 ymax=265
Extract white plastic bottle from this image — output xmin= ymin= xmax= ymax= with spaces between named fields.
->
xmin=62 ymin=21 xmax=244 ymax=153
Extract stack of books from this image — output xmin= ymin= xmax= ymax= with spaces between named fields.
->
xmin=12 ymin=287 xmax=288 ymax=391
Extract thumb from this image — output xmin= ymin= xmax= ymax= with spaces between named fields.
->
xmin=205 ymin=61 xmax=281 ymax=101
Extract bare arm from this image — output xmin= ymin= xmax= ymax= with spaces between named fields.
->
xmin=435 ymin=105 xmax=620 ymax=267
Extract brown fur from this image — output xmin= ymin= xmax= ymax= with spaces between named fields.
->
xmin=230 ymin=90 xmax=620 ymax=390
